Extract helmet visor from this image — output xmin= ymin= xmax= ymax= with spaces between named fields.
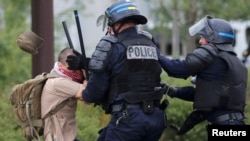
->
xmin=189 ymin=15 xmax=213 ymax=36
xmin=96 ymin=14 xmax=108 ymax=31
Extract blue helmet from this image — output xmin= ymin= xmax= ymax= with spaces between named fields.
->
xmin=105 ymin=0 xmax=147 ymax=26
xmin=189 ymin=15 xmax=235 ymax=44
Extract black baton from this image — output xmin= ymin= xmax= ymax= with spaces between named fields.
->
xmin=62 ymin=21 xmax=74 ymax=49
xmin=74 ymin=10 xmax=89 ymax=80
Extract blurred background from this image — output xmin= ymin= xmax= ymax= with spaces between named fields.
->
xmin=1 ymin=0 xmax=250 ymax=140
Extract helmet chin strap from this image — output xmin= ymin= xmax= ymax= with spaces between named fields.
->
xmin=112 ymin=22 xmax=125 ymax=36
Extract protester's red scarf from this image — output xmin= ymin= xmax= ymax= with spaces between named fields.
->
xmin=54 ymin=62 xmax=84 ymax=83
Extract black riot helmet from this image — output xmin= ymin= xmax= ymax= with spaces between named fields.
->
xmin=189 ymin=15 xmax=235 ymax=44
xmin=96 ymin=0 xmax=147 ymax=31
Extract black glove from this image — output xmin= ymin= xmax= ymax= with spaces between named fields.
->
xmin=66 ymin=50 xmax=90 ymax=70
xmin=66 ymin=50 xmax=84 ymax=70
xmin=159 ymin=99 xmax=169 ymax=110
xmin=167 ymin=87 xmax=177 ymax=98
xmin=160 ymin=82 xmax=177 ymax=98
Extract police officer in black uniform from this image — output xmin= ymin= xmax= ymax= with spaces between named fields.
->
xmin=67 ymin=1 xmax=167 ymax=141
xmin=159 ymin=15 xmax=247 ymax=134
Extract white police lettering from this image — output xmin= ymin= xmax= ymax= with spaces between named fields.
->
xmin=127 ymin=45 xmax=158 ymax=60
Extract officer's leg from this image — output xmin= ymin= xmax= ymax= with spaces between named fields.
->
xmin=96 ymin=127 xmax=108 ymax=141
xmin=143 ymin=109 xmax=167 ymax=141
xmin=103 ymin=109 xmax=146 ymax=141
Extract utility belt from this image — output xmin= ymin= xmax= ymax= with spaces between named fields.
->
xmin=209 ymin=112 xmax=245 ymax=125
xmin=111 ymin=101 xmax=161 ymax=114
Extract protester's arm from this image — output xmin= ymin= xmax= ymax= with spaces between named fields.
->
xmin=75 ymin=80 xmax=89 ymax=103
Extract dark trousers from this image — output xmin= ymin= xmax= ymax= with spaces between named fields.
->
xmin=97 ymin=108 xmax=167 ymax=141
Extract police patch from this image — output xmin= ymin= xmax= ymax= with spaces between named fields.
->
xmin=127 ymin=45 xmax=158 ymax=60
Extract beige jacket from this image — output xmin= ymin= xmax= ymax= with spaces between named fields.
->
xmin=41 ymin=75 xmax=80 ymax=141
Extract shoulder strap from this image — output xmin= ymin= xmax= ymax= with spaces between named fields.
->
xmin=43 ymin=97 xmax=76 ymax=119
xmin=42 ymin=72 xmax=58 ymax=79
xmin=41 ymin=72 xmax=76 ymax=119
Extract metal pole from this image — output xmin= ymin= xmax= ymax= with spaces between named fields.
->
xmin=31 ymin=0 xmax=54 ymax=77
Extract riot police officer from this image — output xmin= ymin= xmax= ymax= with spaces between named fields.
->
xmin=159 ymin=15 xmax=247 ymax=134
xmin=67 ymin=0 xmax=167 ymax=141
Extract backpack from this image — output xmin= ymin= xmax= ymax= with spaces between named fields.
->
xmin=10 ymin=72 xmax=71 ymax=141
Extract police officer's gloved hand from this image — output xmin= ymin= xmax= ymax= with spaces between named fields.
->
xmin=166 ymin=86 xmax=177 ymax=98
xmin=66 ymin=50 xmax=84 ymax=70
xmin=160 ymin=82 xmax=177 ymax=98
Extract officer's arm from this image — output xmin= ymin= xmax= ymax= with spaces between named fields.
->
xmin=159 ymin=54 xmax=192 ymax=79
xmin=185 ymin=45 xmax=218 ymax=74
xmin=170 ymin=86 xmax=195 ymax=101
xmin=88 ymin=34 xmax=117 ymax=72
xmin=82 ymin=71 xmax=110 ymax=103
xmin=82 ymin=35 xmax=117 ymax=103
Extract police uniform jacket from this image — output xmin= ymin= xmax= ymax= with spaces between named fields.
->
xmin=83 ymin=27 xmax=163 ymax=112
xmin=159 ymin=44 xmax=247 ymax=119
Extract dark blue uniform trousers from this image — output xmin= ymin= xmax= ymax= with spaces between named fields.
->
xmin=97 ymin=108 xmax=167 ymax=141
